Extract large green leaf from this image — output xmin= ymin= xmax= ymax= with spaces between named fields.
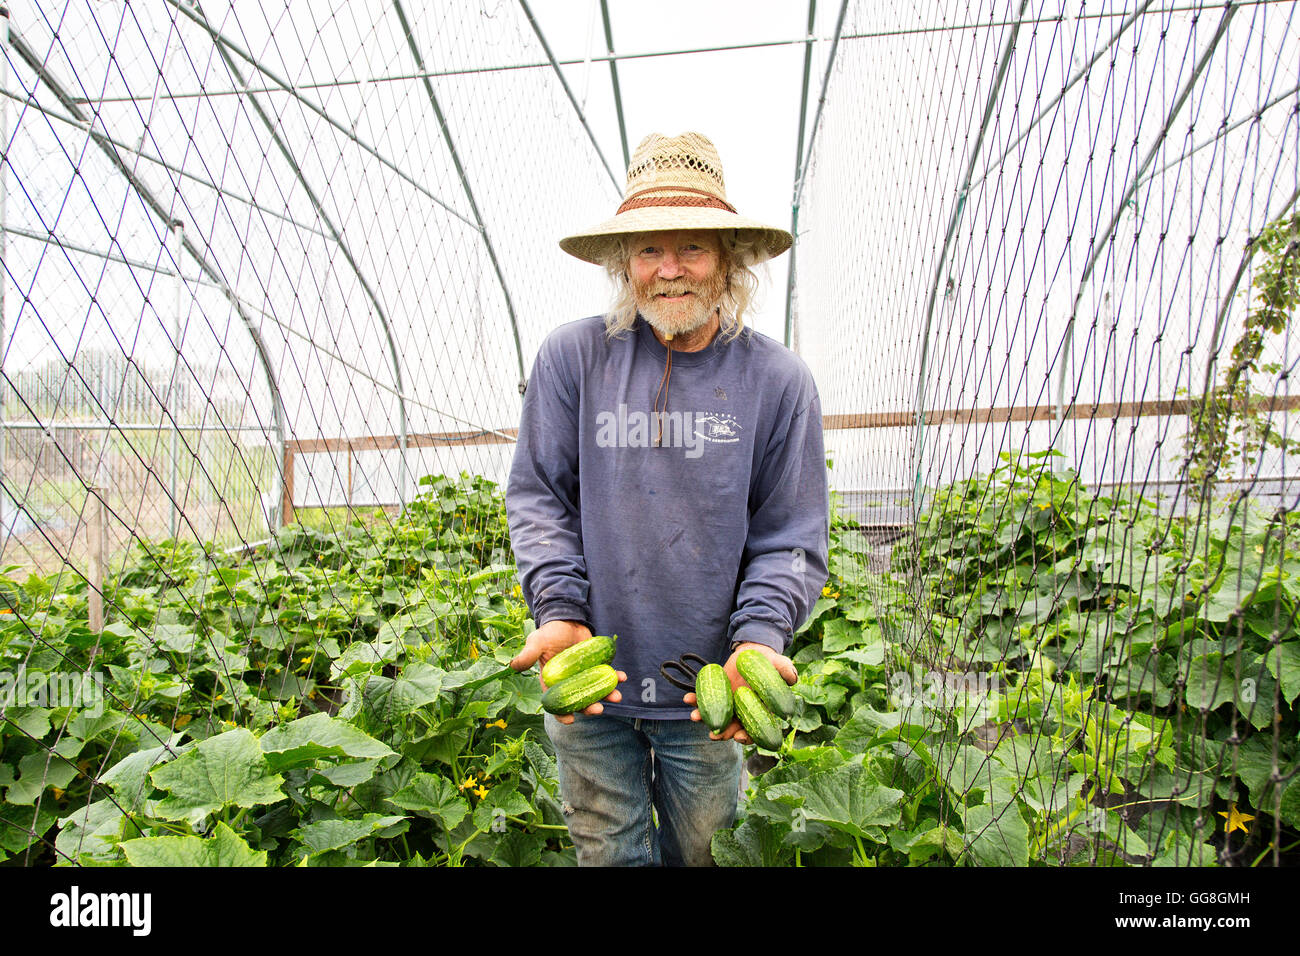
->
xmin=961 ymin=800 xmax=1029 ymax=866
xmin=939 ymin=745 xmax=1020 ymax=805
xmin=308 ymin=758 xmax=384 ymax=788
xmin=488 ymin=828 xmax=545 ymax=867
xmin=822 ymin=618 xmax=861 ymax=654
xmin=1229 ymin=736 xmax=1278 ymax=806
xmin=472 ymin=784 xmax=532 ymax=831
xmin=149 ymin=728 xmax=285 ymax=823
xmin=56 ymin=798 xmax=128 ymax=863
xmin=388 ymin=773 xmax=470 ymax=829
xmin=0 ymin=801 xmax=58 ymax=857
xmin=1280 ymin=777 xmax=1300 ymax=829
xmin=899 ymin=824 xmax=966 ymax=865
xmin=150 ymin=623 xmax=198 ymax=654
xmin=292 ymin=814 xmax=408 ymax=854
xmin=1265 ymin=641 xmax=1300 ymax=704
xmin=711 ymin=815 xmax=794 ymax=867
xmin=5 ymin=749 xmax=79 ymax=805
xmin=766 ymin=762 xmax=904 ymax=841
xmin=1182 ymin=653 xmax=1238 ymax=712
xmin=363 ymin=662 xmax=445 ymax=720
xmin=99 ymin=739 xmax=188 ymax=814
xmin=834 ymin=703 xmax=935 ymax=751
xmin=259 ymin=712 xmax=395 ymax=770
xmin=120 ymin=821 xmax=267 ymax=866
xmin=2 ymin=706 xmax=51 ymax=740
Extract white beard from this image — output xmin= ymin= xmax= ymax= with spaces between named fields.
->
xmin=637 ymin=293 xmax=718 ymax=338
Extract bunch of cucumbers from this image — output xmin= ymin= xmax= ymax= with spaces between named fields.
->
xmin=695 ymin=649 xmax=795 ymax=751
xmin=539 ymin=637 xmax=795 ymax=753
xmin=539 ymin=634 xmax=620 ymax=715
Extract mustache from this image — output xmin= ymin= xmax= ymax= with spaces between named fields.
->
xmin=637 ymin=279 xmax=706 ymax=297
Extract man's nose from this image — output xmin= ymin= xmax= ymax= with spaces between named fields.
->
xmin=657 ymin=250 xmax=684 ymax=279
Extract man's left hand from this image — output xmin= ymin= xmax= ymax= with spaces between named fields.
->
xmin=683 ymin=641 xmax=797 ymax=745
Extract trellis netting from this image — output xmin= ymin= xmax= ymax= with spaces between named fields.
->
xmin=798 ymin=0 xmax=1300 ymax=866
xmin=1 ymin=0 xmax=617 ymax=575
xmin=0 ymin=0 xmax=1296 ymax=870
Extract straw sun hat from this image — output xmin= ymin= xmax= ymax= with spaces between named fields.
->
xmin=558 ymin=131 xmax=793 ymax=266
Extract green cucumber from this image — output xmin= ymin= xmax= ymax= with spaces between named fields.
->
xmin=694 ymin=663 xmax=733 ymax=734
xmin=734 ymin=686 xmax=785 ymax=751
xmin=540 ymin=634 xmax=617 ymax=687
xmin=736 ymin=648 xmax=796 ymax=719
xmin=541 ymin=664 xmax=619 ymax=715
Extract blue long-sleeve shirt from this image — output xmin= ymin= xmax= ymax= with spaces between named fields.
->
xmin=506 ymin=314 xmax=830 ymax=718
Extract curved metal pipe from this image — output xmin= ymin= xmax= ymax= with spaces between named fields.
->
xmin=5 ymin=15 xmax=290 ymax=531
xmin=600 ymin=0 xmax=630 ymax=172
xmin=909 ymin=0 xmax=1031 ymax=516
xmin=394 ymin=0 xmax=528 ymax=392
xmin=784 ymin=0 xmax=819 ymax=351
xmin=517 ymin=0 xmax=623 ymax=195
xmin=1053 ymin=4 xmax=1239 ymax=428
xmin=193 ymin=0 xmax=411 ymax=506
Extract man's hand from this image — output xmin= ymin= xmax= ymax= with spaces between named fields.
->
xmin=684 ymin=641 xmax=797 ymax=744
xmin=510 ymin=619 xmax=625 ymax=724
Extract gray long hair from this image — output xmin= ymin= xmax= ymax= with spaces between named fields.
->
xmin=597 ymin=230 xmax=766 ymax=343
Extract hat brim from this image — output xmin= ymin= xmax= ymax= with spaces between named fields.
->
xmin=559 ymin=206 xmax=793 ymax=265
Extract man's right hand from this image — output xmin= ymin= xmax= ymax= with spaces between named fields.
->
xmin=509 ymin=619 xmax=625 ymax=724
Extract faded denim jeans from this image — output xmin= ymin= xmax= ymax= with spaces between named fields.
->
xmin=544 ymin=712 xmax=743 ymax=866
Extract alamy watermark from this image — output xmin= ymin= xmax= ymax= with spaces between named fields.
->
xmin=49 ymin=886 xmax=150 ymax=936
xmin=890 ymin=666 xmax=1001 ymax=720
xmin=594 ymin=403 xmax=741 ymax=459
xmin=0 ymin=668 xmax=105 ymax=717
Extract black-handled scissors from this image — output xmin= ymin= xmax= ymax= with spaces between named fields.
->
xmin=659 ymin=652 xmax=713 ymax=693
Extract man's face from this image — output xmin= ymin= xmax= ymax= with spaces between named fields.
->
xmin=626 ymin=230 xmax=726 ymax=337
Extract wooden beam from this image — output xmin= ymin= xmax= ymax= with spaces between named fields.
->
xmin=281 ymin=446 xmax=295 ymax=526
xmin=279 ymin=393 xmax=1300 ymax=475
xmin=823 ymin=394 xmax=1300 ymax=431
xmin=287 ymin=427 xmax=518 ymax=454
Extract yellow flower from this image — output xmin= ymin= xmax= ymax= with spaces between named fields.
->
xmin=457 ymin=775 xmax=477 ymax=792
xmin=1218 ymin=804 xmax=1254 ymax=835
xmin=821 ymin=585 xmax=832 ymax=597
xmin=485 ymin=718 xmax=507 ymax=730
xmin=474 ymin=784 xmax=490 ymax=800
xmin=175 ymin=713 xmax=192 ymax=728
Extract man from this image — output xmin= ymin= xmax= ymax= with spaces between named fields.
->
xmin=506 ymin=131 xmax=829 ymax=866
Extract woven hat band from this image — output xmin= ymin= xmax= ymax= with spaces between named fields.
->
xmin=616 ymin=186 xmax=738 ymax=216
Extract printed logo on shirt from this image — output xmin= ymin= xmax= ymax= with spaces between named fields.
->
xmin=595 ymin=403 xmax=741 ymax=459
xmin=694 ymin=412 xmax=741 ymax=444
